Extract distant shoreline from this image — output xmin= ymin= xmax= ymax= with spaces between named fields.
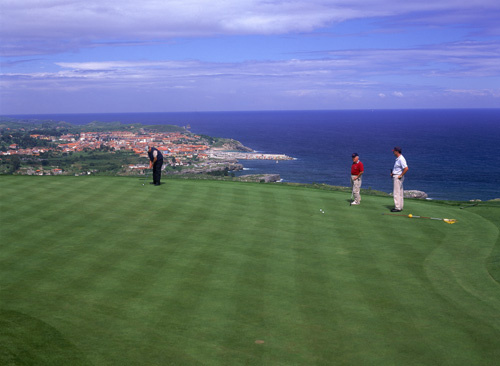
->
xmin=2 ymin=110 xmax=499 ymax=201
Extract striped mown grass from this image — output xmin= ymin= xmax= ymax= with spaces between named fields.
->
xmin=1 ymin=176 xmax=499 ymax=365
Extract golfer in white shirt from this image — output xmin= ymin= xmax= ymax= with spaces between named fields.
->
xmin=391 ymin=147 xmax=408 ymax=212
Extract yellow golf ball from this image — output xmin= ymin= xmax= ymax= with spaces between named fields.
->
xmin=408 ymin=214 xmax=413 ymax=218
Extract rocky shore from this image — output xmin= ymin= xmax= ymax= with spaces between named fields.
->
xmin=165 ymin=161 xmax=243 ymax=175
xmin=389 ymin=190 xmax=428 ymax=199
xmin=403 ymin=190 xmax=428 ymax=199
xmin=237 ymin=174 xmax=281 ymax=183
xmin=216 ymin=139 xmax=254 ymax=152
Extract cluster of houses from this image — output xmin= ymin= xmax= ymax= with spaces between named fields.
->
xmin=1 ymin=131 xmax=211 ymax=159
xmin=1 ymin=130 xmax=215 ymax=175
xmin=2 ymin=128 xmax=294 ymax=176
xmin=1 ymin=144 xmax=50 ymax=156
xmin=60 ymin=130 xmax=211 ymax=159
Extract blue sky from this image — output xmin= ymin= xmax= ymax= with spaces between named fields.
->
xmin=1 ymin=0 xmax=499 ymax=114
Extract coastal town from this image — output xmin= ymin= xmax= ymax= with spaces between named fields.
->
xmin=0 ymin=120 xmax=293 ymax=176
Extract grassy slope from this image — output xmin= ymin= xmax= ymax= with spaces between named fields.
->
xmin=0 ymin=176 xmax=499 ymax=365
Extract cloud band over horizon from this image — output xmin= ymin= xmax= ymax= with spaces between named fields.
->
xmin=1 ymin=0 xmax=499 ymax=113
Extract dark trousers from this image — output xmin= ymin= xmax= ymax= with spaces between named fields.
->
xmin=152 ymin=160 xmax=163 ymax=184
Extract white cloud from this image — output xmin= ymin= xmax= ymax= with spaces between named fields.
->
xmin=322 ymin=41 xmax=500 ymax=78
xmin=3 ymin=55 xmax=500 ymax=112
xmin=3 ymin=38 xmax=499 ymax=92
xmin=445 ymin=89 xmax=500 ymax=97
xmin=2 ymin=0 xmax=500 ymax=56
xmin=55 ymin=60 xmax=198 ymax=71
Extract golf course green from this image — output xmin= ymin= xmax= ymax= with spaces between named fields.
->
xmin=1 ymin=176 xmax=499 ymax=365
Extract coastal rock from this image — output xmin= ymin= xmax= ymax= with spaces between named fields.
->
xmin=220 ymin=139 xmax=253 ymax=152
xmin=391 ymin=190 xmax=428 ymax=199
xmin=237 ymin=174 xmax=281 ymax=183
xmin=166 ymin=162 xmax=243 ymax=175
xmin=403 ymin=190 xmax=428 ymax=199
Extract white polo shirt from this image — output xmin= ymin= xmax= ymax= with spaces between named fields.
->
xmin=392 ymin=155 xmax=408 ymax=175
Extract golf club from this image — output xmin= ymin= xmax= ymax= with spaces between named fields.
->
xmin=382 ymin=212 xmax=457 ymax=224
xmin=141 ymin=169 xmax=150 ymax=186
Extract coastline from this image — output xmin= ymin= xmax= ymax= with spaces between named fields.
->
xmin=2 ymin=110 xmax=500 ymax=201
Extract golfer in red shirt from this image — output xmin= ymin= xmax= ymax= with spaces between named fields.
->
xmin=351 ymin=153 xmax=364 ymax=205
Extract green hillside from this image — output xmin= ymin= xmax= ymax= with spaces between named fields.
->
xmin=1 ymin=176 xmax=499 ymax=365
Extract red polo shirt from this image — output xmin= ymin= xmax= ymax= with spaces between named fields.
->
xmin=351 ymin=161 xmax=364 ymax=175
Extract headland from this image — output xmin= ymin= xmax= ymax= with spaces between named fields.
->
xmin=0 ymin=118 xmax=292 ymax=178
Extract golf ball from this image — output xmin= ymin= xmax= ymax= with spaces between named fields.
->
xmin=408 ymin=214 xmax=412 ymax=218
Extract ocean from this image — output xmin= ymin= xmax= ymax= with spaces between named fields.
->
xmin=5 ymin=109 xmax=500 ymax=201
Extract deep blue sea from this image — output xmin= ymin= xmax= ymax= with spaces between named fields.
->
xmin=6 ymin=109 xmax=500 ymax=201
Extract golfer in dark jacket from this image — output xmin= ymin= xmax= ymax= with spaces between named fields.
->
xmin=148 ymin=146 xmax=164 ymax=186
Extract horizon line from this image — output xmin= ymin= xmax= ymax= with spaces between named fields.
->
xmin=3 ymin=107 xmax=500 ymax=117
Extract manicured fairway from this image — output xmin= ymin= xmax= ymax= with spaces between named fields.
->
xmin=1 ymin=176 xmax=499 ymax=365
